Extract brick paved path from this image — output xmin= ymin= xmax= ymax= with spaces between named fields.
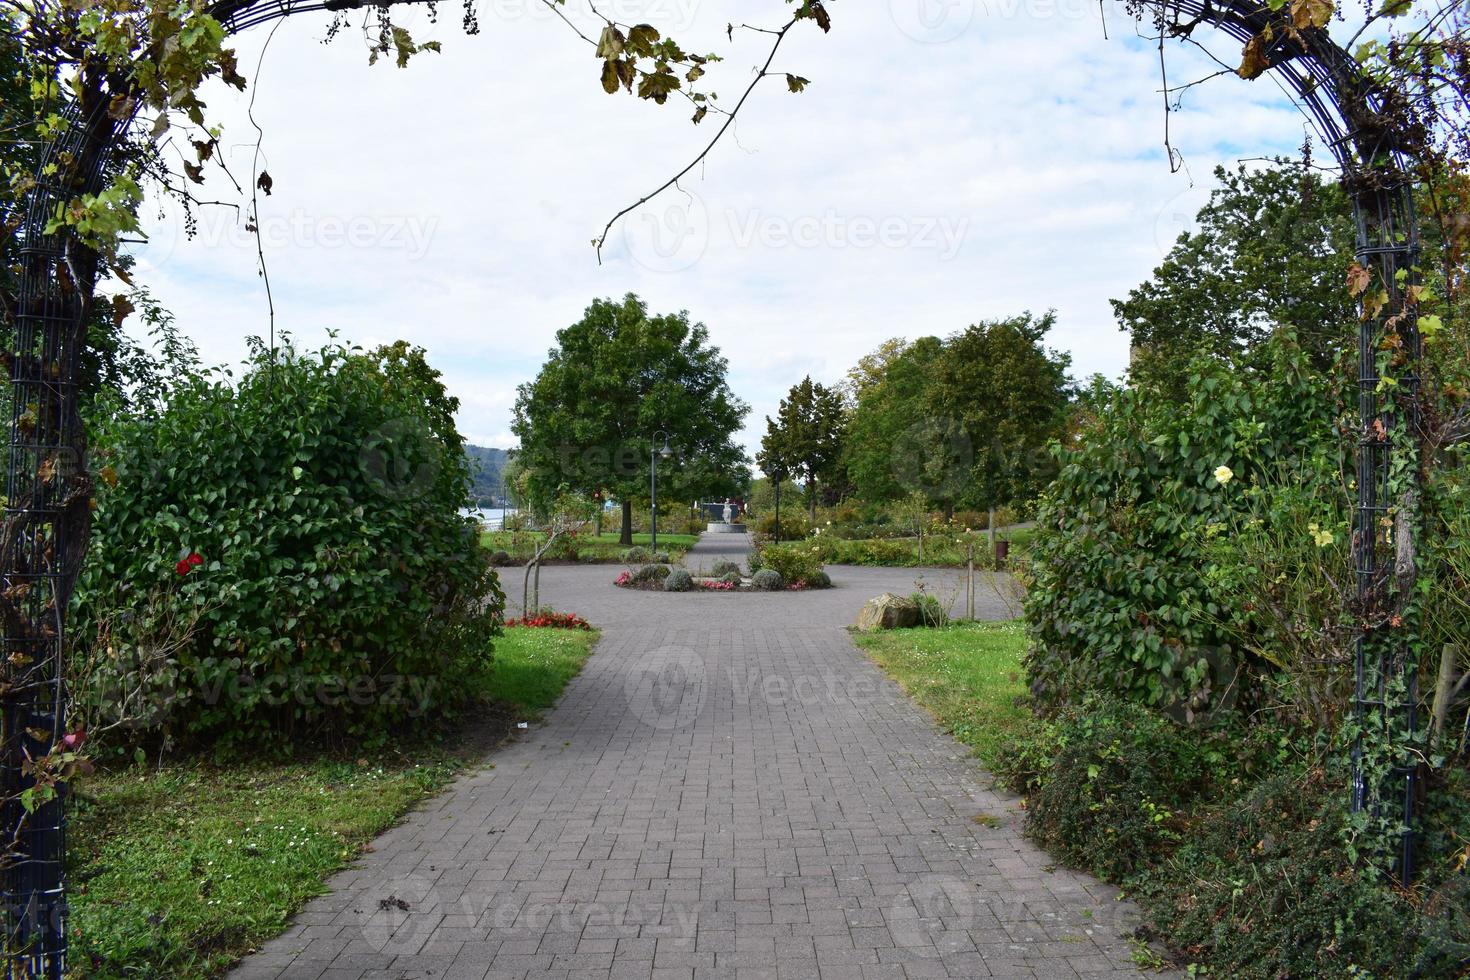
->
xmin=232 ymin=533 xmax=1156 ymax=979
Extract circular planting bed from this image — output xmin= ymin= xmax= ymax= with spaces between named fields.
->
xmin=613 ymin=564 xmax=832 ymax=593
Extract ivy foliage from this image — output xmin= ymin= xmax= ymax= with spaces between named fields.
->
xmin=73 ymin=338 xmax=503 ymax=751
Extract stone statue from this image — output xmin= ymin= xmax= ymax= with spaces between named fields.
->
xmin=722 ymin=500 xmax=733 ymax=523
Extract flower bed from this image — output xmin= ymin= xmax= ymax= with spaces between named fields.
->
xmin=505 ymin=611 xmax=593 ymax=630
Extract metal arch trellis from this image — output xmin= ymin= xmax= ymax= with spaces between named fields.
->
xmin=0 ymin=0 xmax=1429 ymax=972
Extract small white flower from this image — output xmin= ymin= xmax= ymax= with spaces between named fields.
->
xmin=1214 ymin=465 xmax=1234 ymax=485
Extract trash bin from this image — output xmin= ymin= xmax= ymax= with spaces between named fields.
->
xmin=995 ymin=539 xmax=1010 ymax=566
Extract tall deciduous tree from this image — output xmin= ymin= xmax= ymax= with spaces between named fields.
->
xmin=512 ymin=294 xmax=748 ymax=545
xmin=768 ymin=376 xmax=847 ymax=522
xmin=927 ymin=313 xmax=1073 ymax=530
xmin=844 ymin=336 xmax=957 ymax=509
xmin=1113 ymin=161 xmax=1355 ymax=398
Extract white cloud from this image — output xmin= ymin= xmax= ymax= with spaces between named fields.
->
xmin=130 ymin=0 xmax=1315 ymax=457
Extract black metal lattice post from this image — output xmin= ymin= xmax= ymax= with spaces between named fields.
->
xmin=1 ymin=91 xmax=120 ymax=976
xmin=1349 ymin=179 xmax=1424 ymax=882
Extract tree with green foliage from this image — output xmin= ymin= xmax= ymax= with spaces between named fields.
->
xmin=844 ymin=336 xmax=952 ymax=508
xmin=511 ymin=294 xmax=748 ymax=545
xmin=1113 ymin=161 xmax=1355 ymax=397
xmin=766 ymin=376 xmax=846 ymax=522
xmin=928 ymin=313 xmax=1073 ymax=531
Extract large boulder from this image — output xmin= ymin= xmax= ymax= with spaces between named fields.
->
xmin=856 ymin=593 xmax=919 ymax=631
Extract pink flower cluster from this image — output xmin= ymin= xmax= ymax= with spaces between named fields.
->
xmin=700 ymin=579 xmax=736 ymax=591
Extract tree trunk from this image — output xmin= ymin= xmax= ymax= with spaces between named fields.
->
xmin=808 ymin=482 xmax=818 ymax=525
xmin=1430 ymin=644 xmax=1461 ymax=745
xmin=943 ymin=501 xmax=955 ymax=523
xmin=988 ymin=507 xmax=996 ymax=548
xmin=620 ymin=499 xmax=634 ymax=546
xmin=774 ymin=483 xmax=782 ymax=542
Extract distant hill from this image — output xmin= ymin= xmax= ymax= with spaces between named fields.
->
xmin=465 ymin=445 xmax=511 ymax=507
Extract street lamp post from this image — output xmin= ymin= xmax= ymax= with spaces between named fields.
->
xmin=650 ymin=431 xmax=673 ymax=553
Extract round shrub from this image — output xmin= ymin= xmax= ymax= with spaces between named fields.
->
xmin=664 ymin=569 xmax=694 ymax=592
xmin=75 ymin=340 xmax=503 ymax=751
xmin=711 ymin=559 xmax=742 ymax=578
xmin=631 ymin=564 xmax=671 ymax=585
xmin=489 ymin=549 xmax=512 ymax=566
xmin=720 ymin=570 xmax=742 ymax=586
xmin=621 ymin=546 xmax=652 ymax=563
xmin=752 ymin=569 xmax=785 ymax=591
xmin=652 ymin=551 xmax=671 ymax=564
xmin=808 ymin=570 xmax=832 ymax=589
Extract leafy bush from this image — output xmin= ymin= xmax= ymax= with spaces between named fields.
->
xmin=808 ymin=570 xmax=832 ymax=589
xmin=621 ymin=546 xmax=652 ymax=563
xmin=1012 ymin=696 xmax=1225 ymax=881
xmin=664 ymin=569 xmax=694 ymax=592
xmin=652 ymin=551 xmax=671 ymax=564
xmin=757 ymin=543 xmax=825 ymax=585
xmin=75 ymin=339 xmax=503 ymax=752
xmin=754 ymin=512 xmax=809 ymax=541
xmin=720 ymin=570 xmax=742 ymax=586
xmin=1135 ymin=766 xmax=1470 ymax=977
xmin=488 ymin=549 xmax=512 ymax=566
xmin=752 ymin=569 xmax=784 ymax=591
xmin=1024 ymin=333 xmax=1344 ymax=714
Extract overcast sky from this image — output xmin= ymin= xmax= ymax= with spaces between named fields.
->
xmin=130 ymin=0 xmax=1319 ymax=456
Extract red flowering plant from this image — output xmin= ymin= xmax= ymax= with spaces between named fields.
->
xmin=174 ymin=551 xmax=204 ymax=577
xmin=700 ymin=579 xmax=736 ymax=591
xmin=506 ymin=609 xmax=593 ymax=631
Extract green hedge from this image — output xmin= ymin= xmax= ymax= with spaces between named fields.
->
xmin=74 ymin=340 xmax=503 ymax=751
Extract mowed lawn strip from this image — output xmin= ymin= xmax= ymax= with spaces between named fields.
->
xmin=853 ymin=619 xmax=1031 ymax=772
xmin=69 ymin=625 xmax=599 ymax=979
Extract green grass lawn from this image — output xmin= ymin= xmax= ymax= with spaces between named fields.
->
xmin=853 ymin=619 xmax=1032 ymax=771
xmin=68 ymin=625 xmax=599 ymax=979
xmin=480 ymin=530 xmax=699 ymax=563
